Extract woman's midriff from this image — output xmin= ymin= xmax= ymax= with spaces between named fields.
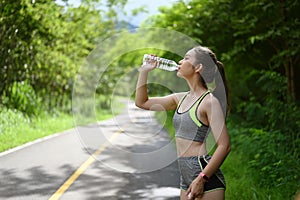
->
xmin=176 ymin=137 xmax=207 ymax=157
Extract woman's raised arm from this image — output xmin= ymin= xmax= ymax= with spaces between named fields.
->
xmin=135 ymin=63 xmax=179 ymax=111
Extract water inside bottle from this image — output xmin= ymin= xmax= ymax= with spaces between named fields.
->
xmin=143 ymin=54 xmax=178 ymax=71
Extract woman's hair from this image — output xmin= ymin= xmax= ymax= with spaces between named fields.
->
xmin=193 ymin=46 xmax=230 ymax=116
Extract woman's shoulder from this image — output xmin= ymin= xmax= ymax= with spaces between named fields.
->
xmin=172 ymin=91 xmax=189 ymax=104
xmin=202 ymin=92 xmax=222 ymax=108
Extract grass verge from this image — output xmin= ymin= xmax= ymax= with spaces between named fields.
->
xmin=222 ymin=151 xmax=290 ymax=200
xmin=0 ymin=111 xmax=74 ymax=152
xmin=0 ymin=96 xmax=125 ymax=153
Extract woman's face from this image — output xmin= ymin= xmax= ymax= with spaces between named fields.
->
xmin=177 ymin=49 xmax=199 ymax=78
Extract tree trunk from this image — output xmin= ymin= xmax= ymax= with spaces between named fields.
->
xmin=285 ymin=61 xmax=296 ymax=101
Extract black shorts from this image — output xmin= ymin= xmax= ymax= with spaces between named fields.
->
xmin=178 ymin=155 xmax=226 ymax=192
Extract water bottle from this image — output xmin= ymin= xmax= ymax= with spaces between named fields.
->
xmin=143 ymin=54 xmax=178 ymax=71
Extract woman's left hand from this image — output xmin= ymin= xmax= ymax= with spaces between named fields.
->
xmin=186 ymin=177 xmax=206 ymax=199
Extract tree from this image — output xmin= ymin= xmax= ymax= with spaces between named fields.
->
xmin=147 ymin=0 xmax=300 ymax=103
xmin=0 ymin=0 xmax=126 ymax=113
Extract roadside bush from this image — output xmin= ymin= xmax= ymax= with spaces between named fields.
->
xmin=2 ymin=81 xmax=43 ymax=116
xmin=0 ymin=106 xmax=30 ymax=135
xmin=230 ymin=70 xmax=300 ymax=197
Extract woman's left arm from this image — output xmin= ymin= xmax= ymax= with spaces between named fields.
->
xmin=201 ymin=94 xmax=231 ymax=178
xmin=186 ymin=94 xmax=230 ymax=199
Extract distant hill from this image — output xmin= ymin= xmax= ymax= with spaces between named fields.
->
xmin=115 ymin=20 xmax=138 ymax=32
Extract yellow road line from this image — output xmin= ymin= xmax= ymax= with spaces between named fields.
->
xmin=48 ymin=129 xmax=123 ymax=200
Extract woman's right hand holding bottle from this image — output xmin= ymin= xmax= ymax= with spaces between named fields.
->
xmin=140 ymin=55 xmax=158 ymax=72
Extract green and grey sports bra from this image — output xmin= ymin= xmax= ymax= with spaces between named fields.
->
xmin=173 ymin=91 xmax=210 ymax=142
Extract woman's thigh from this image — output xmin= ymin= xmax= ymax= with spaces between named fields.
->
xmin=180 ymin=190 xmax=188 ymax=200
xmin=180 ymin=189 xmax=225 ymax=200
xmin=198 ymin=189 xmax=225 ymax=200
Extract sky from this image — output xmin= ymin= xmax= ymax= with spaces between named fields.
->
xmin=122 ymin=0 xmax=179 ymax=25
xmin=56 ymin=0 xmax=179 ymax=26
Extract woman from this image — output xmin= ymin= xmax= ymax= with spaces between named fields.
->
xmin=135 ymin=46 xmax=231 ymax=200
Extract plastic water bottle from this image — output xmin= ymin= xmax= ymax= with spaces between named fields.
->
xmin=143 ymin=54 xmax=178 ymax=71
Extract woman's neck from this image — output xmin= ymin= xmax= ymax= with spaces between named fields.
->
xmin=186 ymin=76 xmax=206 ymax=96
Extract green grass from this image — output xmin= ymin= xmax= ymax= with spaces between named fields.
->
xmin=0 ymin=111 xmax=75 ymax=152
xmin=222 ymin=152 xmax=290 ymax=200
xmin=0 ymin=96 xmax=125 ymax=153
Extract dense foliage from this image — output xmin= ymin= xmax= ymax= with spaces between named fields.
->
xmin=0 ymin=0 xmax=123 ymax=114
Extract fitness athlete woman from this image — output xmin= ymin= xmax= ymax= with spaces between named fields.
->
xmin=135 ymin=46 xmax=231 ymax=200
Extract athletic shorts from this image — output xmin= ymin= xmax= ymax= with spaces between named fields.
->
xmin=178 ymin=155 xmax=226 ymax=192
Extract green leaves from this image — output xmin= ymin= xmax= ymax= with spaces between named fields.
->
xmin=0 ymin=0 xmax=126 ymax=112
xmin=149 ymin=0 xmax=300 ymax=101
xmin=2 ymin=81 xmax=42 ymax=116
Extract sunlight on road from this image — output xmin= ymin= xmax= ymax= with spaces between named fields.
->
xmin=132 ymin=186 xmax=180 ymax=199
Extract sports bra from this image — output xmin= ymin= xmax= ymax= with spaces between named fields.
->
xmin=173 ymin=91 xmax=210 ymax=142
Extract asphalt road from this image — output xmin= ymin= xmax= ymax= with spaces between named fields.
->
xmin=0 ymin=100 xmax=180 ymax=200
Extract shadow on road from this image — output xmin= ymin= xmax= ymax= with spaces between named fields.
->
xmin=0 ymin=100 xmax=180 ymax=199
